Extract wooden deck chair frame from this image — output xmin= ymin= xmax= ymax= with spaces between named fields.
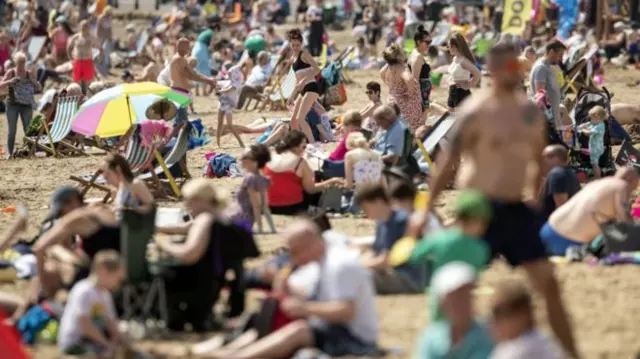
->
xmin=120 ymin=208 xmax=169 ymax=336
xmin=23 ymin=96 xmax=85 ymax=157
xmin=70 ymin=132 xmax=153 ymax=202
xmin=139 ymin=127 xmax=191 ymax=200
xmin=335 ymin=46 xmax=355 ymax=84
xmin=261 ymin=65 xmax=295 ymax=111
xmin=244 ymin=54 xmax=284 ymax=111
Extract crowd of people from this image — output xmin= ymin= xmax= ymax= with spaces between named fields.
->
xmin=0 ymin=0 xmax=640 ymax=358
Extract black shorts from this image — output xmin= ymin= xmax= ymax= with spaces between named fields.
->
xmin=484 ymin=201 xmax=548 ymax=266
xmin=312 ymin=324 xmax=381 ymax=357
xmin=301 ymin=81 xmax=320 ymax=95
xmin=447 ymin=85 xmax=471 ymax=109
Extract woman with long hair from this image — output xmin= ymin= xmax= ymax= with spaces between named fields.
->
xmin=286 ymin=29 xmax=322 ymax=144
xmin=409 ymin=25 xmax=433 ymax=114
xmin=380 ymin=43 xmax=423 ymax=130
xmin=446 ymin=32 xmax=481 ymax=111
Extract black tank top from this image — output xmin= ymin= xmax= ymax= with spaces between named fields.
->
xmin=409 ymin=61 xmax=431 ymax=80
xmin=81 ymin=225 xmax=121 ymax=260
xmin=292 ymin=54 xmax=311 ymax=72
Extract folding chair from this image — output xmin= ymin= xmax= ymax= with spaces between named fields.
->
xmin=23 ymin=96 xmax=84 ymax=157
xmin=119 ymin=31 xmax=150 ymax=67
xmin=120 ymin=208 xmax=169 ymax=337
xmin=244 ymin=54 xmax=283 ymax=111
xmin=138 ymin=126 xmax=191 ymax=200
xmin=70 ymin=132 xmax=153 ymax=201
xmin=265 ymin=68 xmax=296 ymax=110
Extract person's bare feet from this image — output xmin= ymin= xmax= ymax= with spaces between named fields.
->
xmin=190 ymin=335 xmax=225 ymax=356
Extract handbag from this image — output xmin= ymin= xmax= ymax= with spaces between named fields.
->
xmin=324 ymin=81 xmax=347 ymax=106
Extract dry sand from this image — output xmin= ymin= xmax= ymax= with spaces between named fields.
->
xmin=1 ymin=22 xmax=640 ymax=358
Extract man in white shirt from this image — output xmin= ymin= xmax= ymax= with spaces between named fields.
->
xmin=404 ymin=0 xmax=424 ymax=39
xmin=203 ymin=219 xmax=380 ymax=359
xmin=237 ymin=51 xmax=272 ymax=109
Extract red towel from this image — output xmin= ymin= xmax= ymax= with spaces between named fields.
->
xmin=0 ymin=311 xmax=30 ymax=359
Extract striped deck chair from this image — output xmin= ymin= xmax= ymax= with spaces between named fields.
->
xmin=244 ymin=54 xmax=283 ymax=110
xmin=69 ymin=132 xmax=153 ymax=202
xmin=24 ymin=96 xmax=83 ymax=157
xmin=138 ymin=127 xmax=191 ymax=199
xmin=268 ymin=68 xmax=296 ymax=108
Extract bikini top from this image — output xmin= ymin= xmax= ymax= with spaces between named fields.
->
xmin=292 ymin=54 xmax=311 ymax=73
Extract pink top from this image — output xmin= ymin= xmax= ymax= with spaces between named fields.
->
xmin=139 ymin=120 xmax=172 ymax=148
xmin=328 ymin=137 xmax=347 ymax=161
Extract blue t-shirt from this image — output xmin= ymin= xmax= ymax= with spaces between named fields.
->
xmin=373 ymin=119 xmax=406 ymax=157
xmin=414 ymin=320 xmax=495 ymax=359
xmin=373 ymin=208 xmax=426 ymax=289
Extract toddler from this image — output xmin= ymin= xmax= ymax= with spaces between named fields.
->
xmin=577 ymin=105 xmax=607 ymax=178
xmin=216 ymin=64 xmax=245 ymax=148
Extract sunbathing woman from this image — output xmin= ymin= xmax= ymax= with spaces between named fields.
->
xmin=34 ymin=153 xmax=154 ymax=288
xmin=286 ymin=29 xmax=321 ymax=144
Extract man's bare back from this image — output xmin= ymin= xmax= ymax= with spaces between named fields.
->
xmin=454 ymin=89 xmax=545 ymax=201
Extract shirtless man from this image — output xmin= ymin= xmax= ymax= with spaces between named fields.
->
xmin=541 ymin=168 xmax=638 ymax=255
xmin=170 ymin=38 xmax=217 ymax=128
xmin=67 ymin=20 xmax=102 ymax=94
xmin=411 ymin=42 xmax=580 ymax=358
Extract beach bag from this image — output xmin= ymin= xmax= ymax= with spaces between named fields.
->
xmin=593 ymin=211 xmax=640 ymax=254
xmin=324 ymin=82 xmax=347 ymax=106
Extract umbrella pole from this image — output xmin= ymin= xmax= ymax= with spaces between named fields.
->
xmin=153 ymin=150 xmax=181 ymax=198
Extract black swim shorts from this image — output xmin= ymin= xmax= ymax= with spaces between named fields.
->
xmin=301 ymin=81 xmax=321 ymax=95
xmin=447 ymin=85 xmax=471 ymax=109
xmin=483 ymin=201 xmax=548 ymax=266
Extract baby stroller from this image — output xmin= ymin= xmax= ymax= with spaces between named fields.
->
xmin=568 ymin=87 xmax=616 ymax=180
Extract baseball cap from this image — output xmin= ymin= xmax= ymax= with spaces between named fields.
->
xmin=454 ymin=190 xmax=493 ymax=221
xmin=431 ymin=261 xmax=477 ymax=300
xmin=37 ymin=89 xmax=57 ymax=112
xmin=44 ymin=186 xmax=83 ymax=222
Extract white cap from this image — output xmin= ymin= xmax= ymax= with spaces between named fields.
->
xmin=431 ymin=261 xmax=476 ymax=301
xmin=37 ymin=89 xmax=57 ymax=112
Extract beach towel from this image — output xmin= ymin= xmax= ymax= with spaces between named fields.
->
xmin=204 ymin=153 xmax=237 ymax=178
xmin=0 ymin=310 xmax=29 ymax=359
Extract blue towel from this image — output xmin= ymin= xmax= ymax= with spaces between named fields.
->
xmin=17 ymin=305 xmax=53 ymax=344
xmin=206 ymin=153 xmax=237 ymax=178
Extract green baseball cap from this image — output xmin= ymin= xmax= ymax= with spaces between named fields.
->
xmin=454 ymin=190 xmax=493 ymax=221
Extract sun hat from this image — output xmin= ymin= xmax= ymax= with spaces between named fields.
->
xmin=44 ymin=186 xmax=83 ymax=222
xmin=37 ymin=89 xmax=58 ymax=112
xmin=145 ymin=98 xmax=177 ymax=121
xmin=431 ymin=261 xmax=477 ymax=300
xmin=454 ymin=190 xmax=493 ymax=221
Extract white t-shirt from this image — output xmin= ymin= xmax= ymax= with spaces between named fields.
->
xmin=246 ymin=64 xmax=271 ymax=87
xmin=405 ymin=0 xmax=424 ymax=26
xmin=309 ymin=246 xmax=379 ymax=344
xmin=57 ymin=279 xmax=117 ymax=351
xmin=157 ymin=65 xmax=171 ymax=86
xmin=490 ymin=330 xmax=562 ymax=359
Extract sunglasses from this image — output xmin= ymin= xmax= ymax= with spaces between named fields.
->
xmin=365 ymin=90 xmax=373 ymax=94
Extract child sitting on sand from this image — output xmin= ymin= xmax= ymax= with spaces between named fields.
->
xmin=408 ymin=190 xmax=491 ymax=321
